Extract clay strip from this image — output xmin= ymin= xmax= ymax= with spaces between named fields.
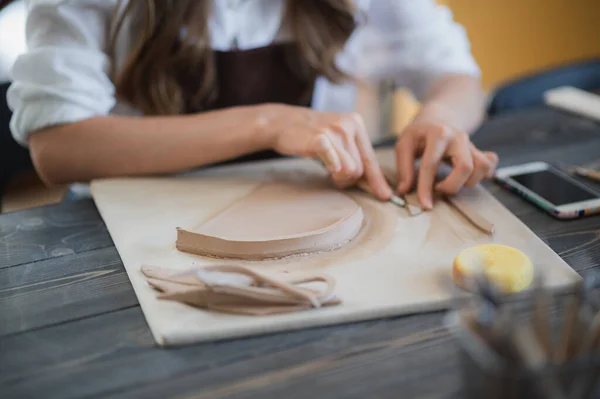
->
xmin=445 ymin=195 xmax=495 ymax=235
xmin=380 ymin=165 xmax=493 ymax=232
xmin=141 ymin=264 xmax=340 ymax=316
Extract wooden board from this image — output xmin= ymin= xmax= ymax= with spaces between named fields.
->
xmin=90 ymin=149 xmax=581 ymax=346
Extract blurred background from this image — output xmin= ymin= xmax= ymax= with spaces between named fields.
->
xmin=443 ymin=0 xmax=600 ymax=89
xmin=393 ymin=0 xmax=600 ymax=131
xmin=1 ymin=0 xmax=599 ymax=211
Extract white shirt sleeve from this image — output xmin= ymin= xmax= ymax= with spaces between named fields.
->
xmin=7 ymin=0 xmax=117 ymax=146
xmin=360 ymin=0 xmax=481 ymax=100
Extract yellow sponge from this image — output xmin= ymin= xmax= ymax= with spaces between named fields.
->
xmin=452 ymin=244 xmax=534 ymax=294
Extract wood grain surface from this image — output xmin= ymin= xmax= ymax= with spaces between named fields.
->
xmin=0 ymin=107 xmax=599 ymax=399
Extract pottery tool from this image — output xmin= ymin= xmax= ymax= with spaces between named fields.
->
xmin=355 ymin=178 xmax=422 ymax=216
xmin=379 ymin=165 xmax=495 ymax=226
xmin=456 ymin=309 xmax=505 ymax=371
xmin=450 ymin=270 xmax=600 ymax=398
xmin=507 ymin=323 xmax=568 ymax=399
xmin=456 ymin=273 xmax=568 ymax=399
xmin=445 ymin=195 xmax=495 ymax=235
xmin=314 ymin=158 xmax=422 ymax=216
xmin=453 ymin=273 xmax=588 ymax=399
xmin=91 ymin=148 xmax=581 ymax=346
xmin=571 ymin=166 xmax=600 ymax=184
xmin=532 ymin=273 xmax=553 ymax=357
xmin=555 ymin=276 xmax=600 ymax=363
xmin=570 ymin=276 xmax=600 ymax=358
xmin=566 ymin=275 xmax=600 ymax=399
xmin=567 ymin=312 xmax=600 ymax=399
xmin=472 ymin=272 xmax=512 ymax=348
xmin=556 ymin=280 xmax=584 ymax=363
xmin=453 ymin=274 xmax=508 ymax=373
xmin=374 ymin=166 xmax=423 ymax=216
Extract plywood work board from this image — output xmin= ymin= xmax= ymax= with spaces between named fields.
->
xmin=90 ymin=149 xmax=580 ymax=346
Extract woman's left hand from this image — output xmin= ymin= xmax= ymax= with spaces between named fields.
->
xmin=394 ymin=122 xmax=499 ymax=210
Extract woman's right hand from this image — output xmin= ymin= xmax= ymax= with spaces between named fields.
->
xmin=262 ymin=104 xmax=392 ymax=200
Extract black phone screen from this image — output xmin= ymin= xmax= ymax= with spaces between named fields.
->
xmin=511 ymin=169 xmax=599 ymax=206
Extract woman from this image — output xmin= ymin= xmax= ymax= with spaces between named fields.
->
xmin=7 ymin=0 xmax=497 ymax=209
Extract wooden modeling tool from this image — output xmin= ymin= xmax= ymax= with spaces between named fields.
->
xmin=556 ymin=281 xmax=584 ymax=363
xmin=508 ymin=324 xmax=567 ymax=399
xmin=315 ymin=159 xmax=421 ymax=216
xmin=571 ymin=166 xmax=600 ymax=183
xmin=578 ymin=314 xmax=600 ymax=398
xmin=377 ymin=166 xmax=423 ymax=216
xmin=355 ymin=178 xmax=422 ymax=216
xmin=532 ymin=273 xmax=553 ymax=357
xmin=445 ymin=195 xmax=495 ymax=235
xmin=470 ymin=273 xmax=566 ymax=398
xmin=457 ymin=310 xmax=505 ymax=370
xmin=567 ymin=275 xmax=600 ymax=399
xmin=379 ymin=165 xmax=496 ymax=228
xmin=454 ymin=271 xmax=600 ymax=398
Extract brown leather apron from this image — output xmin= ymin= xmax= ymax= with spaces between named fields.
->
xmin=64 ymin=42 xmax=315 ymax=200
xmin=202 ymin=42 xmax=315 ymax=165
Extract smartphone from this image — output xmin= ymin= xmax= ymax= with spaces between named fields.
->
xmin=494 ymin=161 xmax=600 ymax=219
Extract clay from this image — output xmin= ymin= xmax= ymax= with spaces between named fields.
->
xmin=380 ymin=165 xmax=493 ymax=232
xmin=445 ymin=195 xmax=495 ymax=235
xmin=91 ymin=149 xmax=581 ymax=346
xmin=176 ymin=183 xmax=364 ymax=260
xmin=141 ymin=264 xmax=341 ymax=316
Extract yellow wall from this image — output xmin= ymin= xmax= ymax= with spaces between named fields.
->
xmin=443 ymin=0 xmax=600 ymax=89
xmin=393 ymin=0 xmax=600 ymax=133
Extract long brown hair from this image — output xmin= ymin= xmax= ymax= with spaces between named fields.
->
xmin=0 ymin=0 xmax=18 ymax=13
xmin=110 ymin=0 xmax=357 ymax=115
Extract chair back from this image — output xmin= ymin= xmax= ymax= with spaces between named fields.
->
xmin=487 ymin=59 xmax=600 ymax=116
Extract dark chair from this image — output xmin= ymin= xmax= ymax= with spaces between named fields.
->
xmin=1 ymin=81 xmax=34 ymax=211
xmin=487 ymin=59 xmax=600 ymax=116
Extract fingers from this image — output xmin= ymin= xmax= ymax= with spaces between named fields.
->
xmin=313 ymin=126 xmax=363 ymax=190
xmin=464 ymin=149 xmax=498 ymax=188
xmin=434 ymin=132 xmax=473 ymax=195
xmin=313 ymin=113 xmax=500 ymax=207
xmin=395 ymin=134 xmax=416 ymax=194
xmin=315 ymin=134 xmax=342 ymax=174
xmin=324 ymin=130 xmax=358 ymax=174
xmin=351 ymin=114 xmax=392 ymax=199
xmin=393 ymin=120 xmax=500 ymax=209
xmin=324 ymin=130 xmax=362 ymax=189
xmin=334 ymin=115 xmax=364 ymax=177
xmin=417 ymin=126 xmax=451 ymax=209
xmin=483 ymin=151 xmax=499 ymax=178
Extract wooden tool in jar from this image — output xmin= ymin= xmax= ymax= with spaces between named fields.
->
xmin=452 ymin=272 xmax=600 ymax=399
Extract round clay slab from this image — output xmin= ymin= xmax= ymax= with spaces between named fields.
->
xmin=176 ymin=183 xmax=364 ymax=260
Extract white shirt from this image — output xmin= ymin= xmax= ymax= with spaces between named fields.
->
xmin=0 ymin=1 xmax=26 ymax=81
xmin=7 ymin=0 xmax=480 ymax=146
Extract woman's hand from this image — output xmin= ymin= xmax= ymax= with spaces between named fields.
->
xmin=395 ymin=122 xmax=498 ymax=210
xmin=263 ymin=104 xmax=392 ymax=200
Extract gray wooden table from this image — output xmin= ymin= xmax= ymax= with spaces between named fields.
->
xmin=1 ymin=107 xmax=600 ymax=399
